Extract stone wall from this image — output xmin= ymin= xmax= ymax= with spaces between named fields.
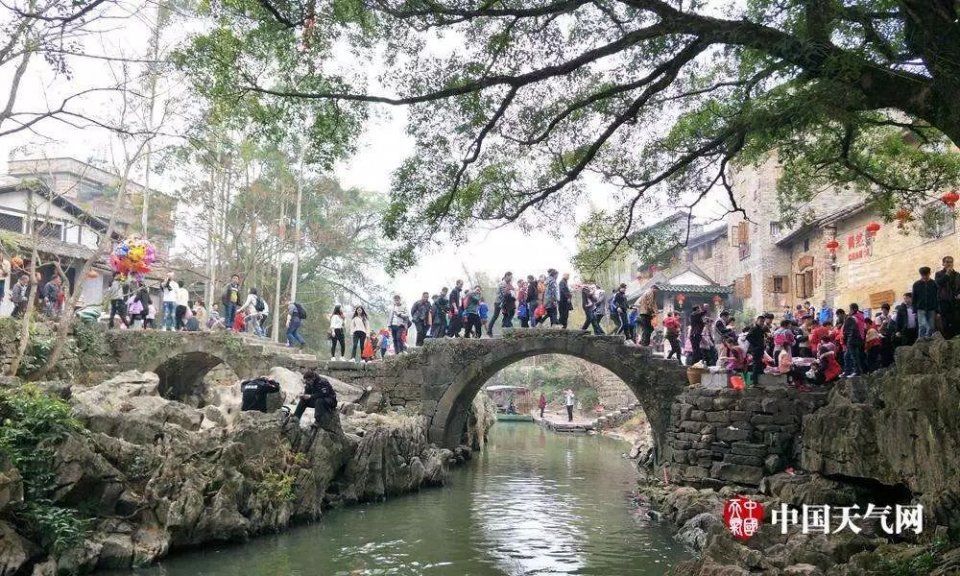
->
xmin=664 ymin=386 xmax=829 ymax=487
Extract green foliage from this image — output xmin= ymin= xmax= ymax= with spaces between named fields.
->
xmin=877 ymin=539 xmax=949 ymax=576
xmin=174 ymin=0 xmax=960 ymax=271
xmin=17 ymin=328 xmax=54 ymax=379
xmin=72 ymin=322 xmax=108 ymax=369
xmin=573 ymin=209 xmax=683 ymax=280
xmin=0 ymin=385 xmax=87 ymax=554
xmin=258 ymin=470 xmax=296 ymax=504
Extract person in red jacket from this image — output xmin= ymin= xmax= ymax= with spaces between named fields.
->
xmin=663 ymin=312 xmax=682 ymax=364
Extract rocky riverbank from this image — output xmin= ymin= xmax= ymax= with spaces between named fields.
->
xmin=0 ymin=369 xmax=496 ymax=575
xmin=639 ymin=336 xmax=960 ymax=575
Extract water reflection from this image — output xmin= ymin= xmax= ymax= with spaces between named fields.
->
xmin=124 ymin=423 xmax=687 ymax=576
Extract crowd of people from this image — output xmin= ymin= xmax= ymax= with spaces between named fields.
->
xmin=4 ymin=253 xmax=958 ymax=385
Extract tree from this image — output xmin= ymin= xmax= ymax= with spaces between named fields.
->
xmin=0 ymin=1 xmax=147 ymax=139
xmin=180 ymin=0 xmax=960 ymax=270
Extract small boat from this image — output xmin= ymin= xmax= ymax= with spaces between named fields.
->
xmin=484 ymin=385 xmax=535 ymax=423
xmin=496 ymin=413 xmax=535 ymax=422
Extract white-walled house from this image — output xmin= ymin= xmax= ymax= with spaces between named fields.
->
xmin=0 ymin=176 xmax=112 ymax=312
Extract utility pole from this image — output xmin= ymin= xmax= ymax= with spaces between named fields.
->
xmin=290 ymin=150 xmax=304 ymax=303
xmin=272 ymin=200 xmax=286 ymax=342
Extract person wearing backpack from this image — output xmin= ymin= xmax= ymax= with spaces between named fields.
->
xmin=524 ymin=275 xmax=539 ymax=329
xmin=221 ymin=274 xmax=242 ymax=332
xmin=241 ymin=288 xmax=266 ymax=337
xmin=517 ymin=279 xmax=530 ymax=328
xmin=463 ymin=286 xmax=483 ymax=338
xmin=285 ymin=299 xmax=307 ymax=349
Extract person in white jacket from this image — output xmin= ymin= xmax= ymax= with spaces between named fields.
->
xmin=329 ymin=304 xmax=346 ymax=360
xmin=161 ymin=272 xmax=179 ymax=331
xmin=349 ymin=306 xmax=370 ymax=362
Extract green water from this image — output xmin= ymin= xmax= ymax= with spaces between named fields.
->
xmin=130 ymin=423 xmax=690 ymax=576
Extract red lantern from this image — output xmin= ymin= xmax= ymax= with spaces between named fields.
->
xmin=941 ymin=190 xmax=959 ymax=208
xmin=866 ymin=221 xmax=881 ymax=236
xmin=895 ymin=208 xmax=913 ymax=229
xmin=825 ymin=239 xmax=840 ymax=252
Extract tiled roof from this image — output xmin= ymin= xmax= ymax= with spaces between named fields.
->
xmin=656 ymin=283 xmax=732 ymax=294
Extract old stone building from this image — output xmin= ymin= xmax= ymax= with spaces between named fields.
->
xmin=582 ymin=154 xmax=960 ymax=318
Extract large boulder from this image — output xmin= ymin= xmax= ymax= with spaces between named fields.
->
xmin=71 ymin=371 xmax=205 ymax=444
xmin=802 ymin=336 xmax=960 ymax=529
xmin=0 ymin=521 xmax=38 ymax=576
xmin=0 ymin=454 xmax=22 ymax=514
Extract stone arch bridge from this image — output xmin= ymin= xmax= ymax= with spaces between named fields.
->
xmin=106 ymin=329 xmax=687 ymax=458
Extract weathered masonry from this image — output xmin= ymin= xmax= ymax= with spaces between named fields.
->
xmin=107 ymin=329 xmax=688 ymax=456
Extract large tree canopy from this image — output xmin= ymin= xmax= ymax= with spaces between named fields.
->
xmin=180 ymin=0 xmax=960 ymax=271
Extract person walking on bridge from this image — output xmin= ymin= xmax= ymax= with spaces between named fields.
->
xmin=350 ymin=306 xmax=370 ymax=362
xmin=285 ymin=299 xmax=307 ymax=349
xmin=543 ymin=269 xmax=560 ymax=326
xmin=161 ymin=272 xmax=178 ymax=331
xmin=222 ymin=274 xmax=242 ymax=332
xmin=432 ymin=287 xmax=450 ymax=338
xmin=463 ymin=286 xmax=483 ymax=338
xmin=447 ymin=280 xmax=464 ymax=337
xmin=559 ymin=272 xmax=572 ymax=329
xmin=636 ymin=285 xmax=658 ymax=347
xmin=389 ymin=294 xmax=410 ymax=353
xmin=524 ymin=275 xmax=539 ymax=328
xmin=487 ymin=272 xmax=513 ymax=336
xmin=329 ymin=305 xmax=347 ymax=360
xmin=411 ymin=292 xmax=432 ymax=346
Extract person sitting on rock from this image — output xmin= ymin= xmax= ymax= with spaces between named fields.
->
xmin=292 ymin=370 xmax=339 ymax=431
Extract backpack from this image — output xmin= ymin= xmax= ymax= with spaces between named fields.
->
xmin=294 ymin=302 xmax=307 ymax=319
xmin=518 ymin=302 xmax=528 ymax=321
xmin=608 ymin=298 xmax=618 ymax=315
xmin=255 ymin=296 xmax=265 ymax=312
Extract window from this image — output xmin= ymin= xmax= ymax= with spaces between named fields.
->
xmin=794 ymin=270 xmax=814 ymax=299
xmin=33 ymin=220 xmax=63 ymax=240
xmin=772 ymin=275 xmax=789 ymax=294
xmin=0 ymin=212 xmax=23 ymax=233
xmin=770 ymin=221 xmax=782 ymax=236
xmin=803 ymin=238 xmax=810 ymax=252
xmin=700 ymin=243 xmax=713 ymax=260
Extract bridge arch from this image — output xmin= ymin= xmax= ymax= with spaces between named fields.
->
xmin=105 ymin=331 xmax=316 ymax=403
xmin=422 ymin=330 xmax=687 ymax=459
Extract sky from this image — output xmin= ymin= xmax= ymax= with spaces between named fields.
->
xmin=331 ymin=106 xmax=581 ymax=303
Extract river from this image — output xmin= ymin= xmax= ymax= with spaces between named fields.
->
xmin=128 ymin=422 xmax=690 ymax=576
